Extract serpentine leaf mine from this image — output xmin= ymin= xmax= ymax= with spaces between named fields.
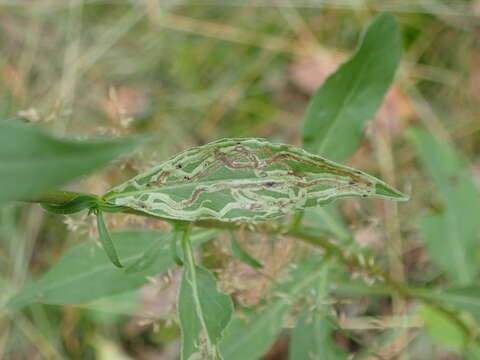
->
xmin=102 ymin=138 xmax=408 ymax=222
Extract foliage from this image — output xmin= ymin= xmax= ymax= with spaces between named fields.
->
xmin=410 ymin=128 xmax=480 ymax=284
xmin=0 ymin=121 xmax=142 ymax=204
xmin=302 ymin=13 xmax=400 ymax=163
xmin=2 ymin=4 xmax=480 ymax=360
xmin=103 ymin=137 xmax=407 ymax=222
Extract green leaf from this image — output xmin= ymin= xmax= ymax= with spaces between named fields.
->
xmin=96 ymin=211 xmax=123 ymax=268
xmin=303 ymin=205 xmax=352 ymax=243
xmin=178 ymin=265 xmax=234 ymax=360
xmin=178 ymin=226 xmax=234 ymax=360
xmin=409 ymin=128 xmax=480 ymax=284
xmin=415 ymin=286 xmax=480 ymax=319
xmin=228 ymin=231 xmax=262 ymax=269
xmin=103 ymin=138 xmax=408 ymax=223
xmin=419 ymin=305 xmax=480 ymax=356
xmin=289 ymin=311 xmax=347 ymax=360
xmin=336 ymin=281 xmax=480 ymax=321
xmin=219 ymin=301 xmax=290 ymax=360
xmin=125 ymin=233 xmax=166 ymax=273
xmin=419 ymin=214 xmax=476 ymax=284
xmin=220 ymin=256 xmax=330 ymax=359
xmin=301 ymin=13 xmax=401 ymax=162
xmin=41 ymin=194 xmax=99 ymax=214
xmin=0 ymin=121 xmax=143 ymax=204
xmin=8 ymin=229 xmax=218 ymax=308
xmin=170 ymin=229 xmax=184 ymax=266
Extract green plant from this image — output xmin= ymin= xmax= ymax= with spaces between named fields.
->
xmin=3 ymin=11 xmax=480 ymax=360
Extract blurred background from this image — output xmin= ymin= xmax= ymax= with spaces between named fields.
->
xmin=1 ymin=0 xmax=480 ymax=359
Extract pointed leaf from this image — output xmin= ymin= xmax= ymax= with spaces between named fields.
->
xmin=302 ymin=13 xmax=401 ymax=162
xmin=96 ymin=211 xmax=123 ymax=268
xmin=0 ymin=121 xmax=143 ymax=204
xmin=229 ymin=231 xmax=262 ymax=269
xmin=103 ymin=138 xmax=408 ymax=223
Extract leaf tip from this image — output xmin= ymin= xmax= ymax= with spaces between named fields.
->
xmin=374 ymin=182 xmax=410 ymax=202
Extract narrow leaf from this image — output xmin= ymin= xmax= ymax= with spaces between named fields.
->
xmin=228 ymin=231 xmax=262 ymax=269
xmin=96 ymin=211 xmax=123 ymax=268
xmin=410 ymin=128 xmax=480 ymax=284
xmin=103 ymin=138 xmax=408 ymax=223
xmin=178 ymin=227 xmax=234 ymax=360
xmin=8 ymin=229 xmax=218 ymax=308
xmin=0 ymin=121 xmax=143 ymax=204
xmin=302 ymin=13 xmax=401 ymax=162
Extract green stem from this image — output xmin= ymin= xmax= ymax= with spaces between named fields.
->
xmin=171 ymin=230 xmax=184 ymax=266
xmin=288 ymin=210 xmax=304 ymax=231
xmin=24 ymin=192 xmax=478 ymax=345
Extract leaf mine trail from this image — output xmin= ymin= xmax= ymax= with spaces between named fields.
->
xmin=103 ymin=138 xmax=408 ymax=222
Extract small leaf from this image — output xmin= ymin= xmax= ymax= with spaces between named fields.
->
xmin=96 ymin=211 xmax=123 ymax=268
xmin=228 ymin=231 xmax=262 ymax=269
xmin=0 ymin=121 xmax=143 ymax=204
xmin=8 ymin=229 xmax=218 ymax=308
xmin=178 ymin=226 xmax=233 ymax=360
xmin=409 ymin=128 xmax=480 ymax=284
xmin=302 ymin=13 xmax=401 ymax=162
xmin=103 ymin=138 xmax=408 ymax=223
xmin=289 ymin=311 xmax=347 ymax=360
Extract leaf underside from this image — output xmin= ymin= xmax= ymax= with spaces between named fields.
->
xmin=103 ymin=138 xmax=408 ymax=222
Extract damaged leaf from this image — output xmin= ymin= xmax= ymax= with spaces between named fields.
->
xmin=103 ymin=138 xmax=408 ymax=222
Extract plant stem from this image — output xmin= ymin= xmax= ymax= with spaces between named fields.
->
xmin=24 ymin=191 xmax=478 ymax=344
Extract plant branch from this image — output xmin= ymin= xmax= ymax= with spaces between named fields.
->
xmin=24 ymin=190 xmax=479 ymax=344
